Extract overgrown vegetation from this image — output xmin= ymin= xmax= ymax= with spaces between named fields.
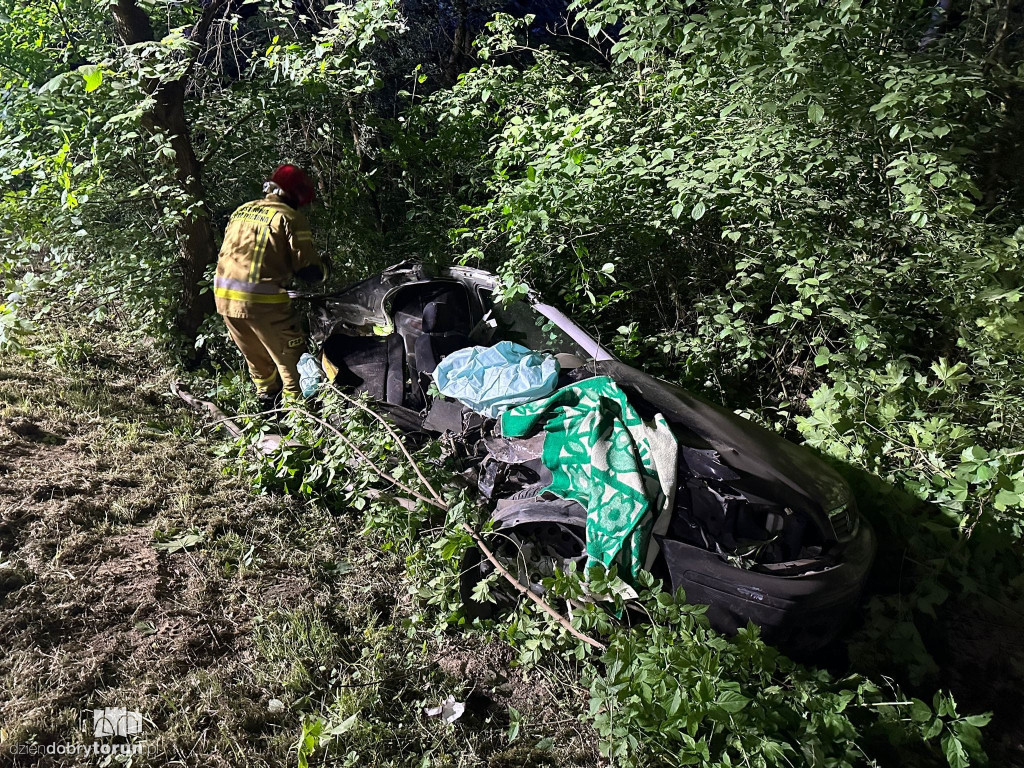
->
xmin=3 ymin=0 xmax=1024 ymax=764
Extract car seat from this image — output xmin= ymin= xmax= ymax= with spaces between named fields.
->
xmin=414 ymin=298 xmax=472 ymax=375
xmin=321 ymin=334 xmax=407 ymax=407
xmin=321 ymin=335 xmax=388 ymax=401
xmin=321 ymin=285 xmax=474 ymax=411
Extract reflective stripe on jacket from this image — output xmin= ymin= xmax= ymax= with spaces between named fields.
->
xmin=214 ymin=193 xmax=322 ymax=318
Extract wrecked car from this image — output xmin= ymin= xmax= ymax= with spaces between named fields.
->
xmin=298 ymin=261 xmax=876 ymax=653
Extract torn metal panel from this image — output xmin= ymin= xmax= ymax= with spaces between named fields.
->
xmin=423 ymin=398 xmax=467 ymax=434
xmin=490 ymin=497 xmax=588 ymax=530
xmin=680 ymin=446 xmax=740 ymax=482
xmin=305 ymin=261 xmax=431 ymax=342
xmin=422 ymin=398 xmax=489 ymax=435
xmin=477 ymin=458 xmax=501 ymax=499
xmin=481 ymin=434 xmax=545 ymax=464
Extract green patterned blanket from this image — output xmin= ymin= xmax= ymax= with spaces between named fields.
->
xmin=500 ymin=376 xmax=678 ymax=583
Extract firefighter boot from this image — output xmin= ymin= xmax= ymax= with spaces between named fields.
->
xmin=257 ymin=389 xmax=283 ymax=415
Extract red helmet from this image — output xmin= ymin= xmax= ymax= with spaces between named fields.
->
xmin=270 ymin=164 xmax=315 ymax=207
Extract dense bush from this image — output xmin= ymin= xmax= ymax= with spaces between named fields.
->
xmin=393 ymin=0 xmax=1024 ymax=715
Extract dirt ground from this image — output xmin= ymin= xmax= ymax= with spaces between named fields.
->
xmin=0 ymin=339 xmax=595 ymax=767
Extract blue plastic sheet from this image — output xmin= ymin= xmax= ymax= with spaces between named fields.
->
xmin=298 ymin=353 xmax=325 ymax=398
xmin=434 ymin=341 xmax=560 ymax=418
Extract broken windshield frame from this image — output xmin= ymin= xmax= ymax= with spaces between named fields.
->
xmin=478 ymin=289 xmax=616 ymax=363
xmin=532 ymin=303 xmax=617 ymax=363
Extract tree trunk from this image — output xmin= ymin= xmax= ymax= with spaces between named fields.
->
xmin=444 ymin=0 xmax=470 ymax=84
xmin=152 ymin=79 xmax=219 ymax=348
xmin=111 ymin=0 xmax=221 ymax=356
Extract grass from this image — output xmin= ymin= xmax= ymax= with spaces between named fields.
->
xmin=0 ymin=324 xmax=596 ymax=767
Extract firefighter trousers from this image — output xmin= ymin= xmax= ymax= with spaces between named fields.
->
xmin=222 ymin=306 xmax=306 ymax=396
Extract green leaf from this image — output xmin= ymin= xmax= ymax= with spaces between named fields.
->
xmin=80 ymin=65 xmax=102 ymax=93
xmin=963 ymin=713 xmax=992 ymax=728
xmin=691 ymin=201 xmax=706 ymax=220
xmin=808 ymin=103 xmax=825 ymax=123
xmin=507 ymin=707 xmax=521 ymax=742
xmin=716 ymin=691 xmax=750 ymax=713
xmin=38 ymin=73 xmax=67 ymax=93
xmin=993 ymin=489 xmax=1020 ymax=510
xmin=942 ymin=734 xmax=969 ymax=768
xmin=153 ymin=532 xmax=205 ymax=553
xmin=326 ymin=713 xmax=358 ymax=737
xmin=910 ymin=698 xmax=932 ymax=723
xmin=961 ymin=446 xmax=989 ymax=462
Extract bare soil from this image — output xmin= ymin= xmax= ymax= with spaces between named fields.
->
xmin=0 ymin=353 xmax=316 ymax=766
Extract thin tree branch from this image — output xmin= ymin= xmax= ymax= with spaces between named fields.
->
xmin=326 ymin=383 xmax=447 ymax=506
xmin=183 ymin=0 xmax=233 ymax=79
xmin=302 ymin=401 xmax=607 ymax=651
xmin=170 ymin=382 xmax=607 ymax=652
xmin=299 ymin=410 xmax=442 ymax=508
xmin=459 ymin=521 xmax=607 ymax=651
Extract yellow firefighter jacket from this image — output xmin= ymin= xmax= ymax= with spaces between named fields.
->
xmin=214 ymin=193 xmax=324 ymax=318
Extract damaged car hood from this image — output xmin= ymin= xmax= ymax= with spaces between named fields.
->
xmin=594 ymin=361 xmax=850 ymax=522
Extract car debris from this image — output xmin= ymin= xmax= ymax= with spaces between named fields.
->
xmin=423 ymin=695 xmax=465 ymax=724
xmin=268 ymin=698 xmax=286 ymax=714
xmin=292 ymin=262 xmax=877 ymax=652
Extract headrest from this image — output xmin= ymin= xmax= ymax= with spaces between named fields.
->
xmin=423 ymin=300 xmax=456 ymax=333
xmin=555 ymin=352 xmax=586 ymax=369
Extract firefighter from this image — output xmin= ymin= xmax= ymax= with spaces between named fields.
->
xmin=215 ymin=164 xmax=328 ymax=411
